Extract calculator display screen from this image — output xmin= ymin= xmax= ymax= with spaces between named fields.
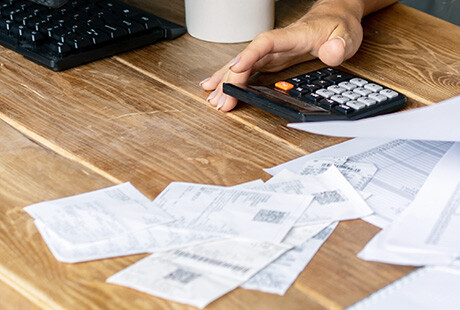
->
xmin=248 ymin=86 xmax=329 ymax=114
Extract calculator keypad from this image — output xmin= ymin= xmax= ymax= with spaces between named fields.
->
xmin=270 ymin=67 xmax=405 ymax=117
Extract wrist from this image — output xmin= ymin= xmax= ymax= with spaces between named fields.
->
xmin=308 ymin=0 xmax=366 ymax=22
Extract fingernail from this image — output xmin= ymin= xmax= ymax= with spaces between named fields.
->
xmin=334 ymin=36 xmax=346 ymax=48
xmin=217 ymin=94 xmax=227 ymax=110
xmin=207 ymin=89 xmax=218 ymax=102
xmin=228 ymin=56 xmax=241 ymax=69
xmin=200 ymin=77 xmax=211 ymax=86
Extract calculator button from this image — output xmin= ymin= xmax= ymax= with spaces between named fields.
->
xmin=324 ymin=73 xmax=353 ymax=84
xmin=320 ymin=67 xmax=340 ymax=75
xmin=327 ymin=85 xmax=346 ymax=94
xmin=380 ymin=89 xmax=399 ymax=99
xmin=353 ymin=87 xmax=373 ymax=96
xmin=338 ymin=81 xmax=357 ymax=90
xmin=334 ymin=104 xmax=354 ymax=115
xmin=275 ymin=81 xmax=294 ymax=91
xmin=287 ymin=77 xmax=304 ymax=87
xmin=302 ymin=83 xmax=321 ymax=92
xmin=364 ymin=83 xmax=383 ymax=92
xmin=313 ymin=79 xmax=332 ymax=88
xmin=331 ymin=95 xmax=349 ymax=104
xmin=349 ymin=78 xmax=368 ymax=87
xmin=319 ymin=98 xmax=338 ymax=110
xmin=346 ymin=101 xmax=367 ymax=110
xmin=368 ymin=93 xmax=388 ymax=103
xmin=309 ymin=70 xmax=329 ymax=79
xmin=342 ymin=91 xmax=361 ymax=100
xmin=297 ymin=74 xmax=317 ymax=83
xmin=290 ymin=86 xmax=309 ymax=97
xmin=316 ymin=89 xmax=335 ymax=98
xmin=303 ymin=92 xmax=323 ymax=102
xmin=357 ymin=97 xmax=377 ymax=106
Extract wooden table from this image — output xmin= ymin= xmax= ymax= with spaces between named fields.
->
xmin=0 ymin=1 xmax=458 ymax=309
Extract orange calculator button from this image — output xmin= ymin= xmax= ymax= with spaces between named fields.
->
xmin=274 ymin=81 xmax=294 ymax=91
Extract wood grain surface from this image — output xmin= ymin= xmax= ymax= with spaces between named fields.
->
xmin=0 ymin=0 xmax=457 ymax=309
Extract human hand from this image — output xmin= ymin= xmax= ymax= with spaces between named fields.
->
xmin=200 ymin=1 xmax=364 ymax=112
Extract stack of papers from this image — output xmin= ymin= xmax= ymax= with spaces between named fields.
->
xmin=25 ymin=162 xmax=373 ymax=308
xmin=279 ymin=95 xmax=460 ymax=309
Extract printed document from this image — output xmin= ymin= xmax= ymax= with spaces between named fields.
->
xmin=24 ymin=183 xmax=173 ymax=244
xmin=108 ymin=238 xmax=290 ymax=308
xmin=259 ymin=168 xmax=372 ymax=225
xmin=243 ymin=222 xmax=337 ymax=295
xmin=266 ymin=138 xmax=452 ymax=227
xmin=152 ymin=182 xmax=313 ymax=243
xmin=382 ymin=142 xmax=460 ymax=258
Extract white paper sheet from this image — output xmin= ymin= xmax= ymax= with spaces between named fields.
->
xmin=25 ymin=183 xmax=173 ymax=244
xmin=357 ymin=231 xmax=456 ymax=266
xmin=108 ymin=255 xmax=241 ymax=309
xmin=35 ymin=220 xmax=220 ymax=263
xmin=242 ymin=222 xmax=337 ymax=295
xmin=288 ymin=95 xmax=460 ymax=142
xmin=107 ymin=238 xmax=290 ymax=308
xmin=296 ymin=158 xmax=377 ymax=191
xmin=261 ymin=168 xmax=373 ymax=225
xmin=347 ymin=266 xmax=460 ymax=310
xmin=382 ymin=142 xmax=460 ymax=258
xmin=152 ymin=182 xmax=313 ymax=243
xmin=265 ymin=138 xmax=453 ymax=227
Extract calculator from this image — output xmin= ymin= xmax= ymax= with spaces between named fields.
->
xmin=223 ymin=67 xmax=407 ymax=122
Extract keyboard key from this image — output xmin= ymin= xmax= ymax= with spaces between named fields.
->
xmin=331 ymin=95 xmax=349 ymax=104
xmin=316 ymin=89 xmax=335 ymax=98
xmin=380 ymin=89 xmax=399 ymax=99
xmin=349 ymin=78 xmax=368 ymax=87
xmin=48 ymin=41 xmax=71 ymax=54
xmin=22 ymin=29 xmax=44 ymax=44
xmin=353 ymin=87 xmax=373 ymax=96
xmin=274 ymin=81 xmax=294 ymax=91
xmin=342 ymin=91 xmax=361 ymax=100
xmin=346 ymin=100 xmax=367 ymax=110
xmin=364 ymin=83 xmax=383 ymax=92
xmin=357 ymin=97 xmax=377 ymax=106
xmin=327 ymin=85 xmax=346 ymax=94
xmin=64 ymin=33 xmax=92 ymax=49
xmin=131 ymin=15 xmax=162 ymax=30
xmin=368 ymin=93 xmax=388 ymax=103
xmin=102 ymin=24 xmax=128 ymax=39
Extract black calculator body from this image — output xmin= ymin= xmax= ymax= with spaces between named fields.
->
xmin=223 ymin=67 xmax=407 ymax=122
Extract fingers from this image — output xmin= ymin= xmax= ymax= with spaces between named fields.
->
xmin=207 ymin=68 xmax=252 ymax=112
xmin=230 ymin=28 xmax=311 ymax=74
xmin=318 ymin=19 xmax=363 ymax=67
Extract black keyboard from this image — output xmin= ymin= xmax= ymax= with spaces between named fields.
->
xmin=223 ymin=67 xmax=407 ymax=122
xmin=0 ymin=0 xmax=186 ymax=71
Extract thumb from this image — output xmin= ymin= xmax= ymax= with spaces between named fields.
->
xmin=318 ymin=23 xmax=363 ymax=66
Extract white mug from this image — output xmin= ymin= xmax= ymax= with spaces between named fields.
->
xmin=185 ymin=0 xmax=275 ymax=43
